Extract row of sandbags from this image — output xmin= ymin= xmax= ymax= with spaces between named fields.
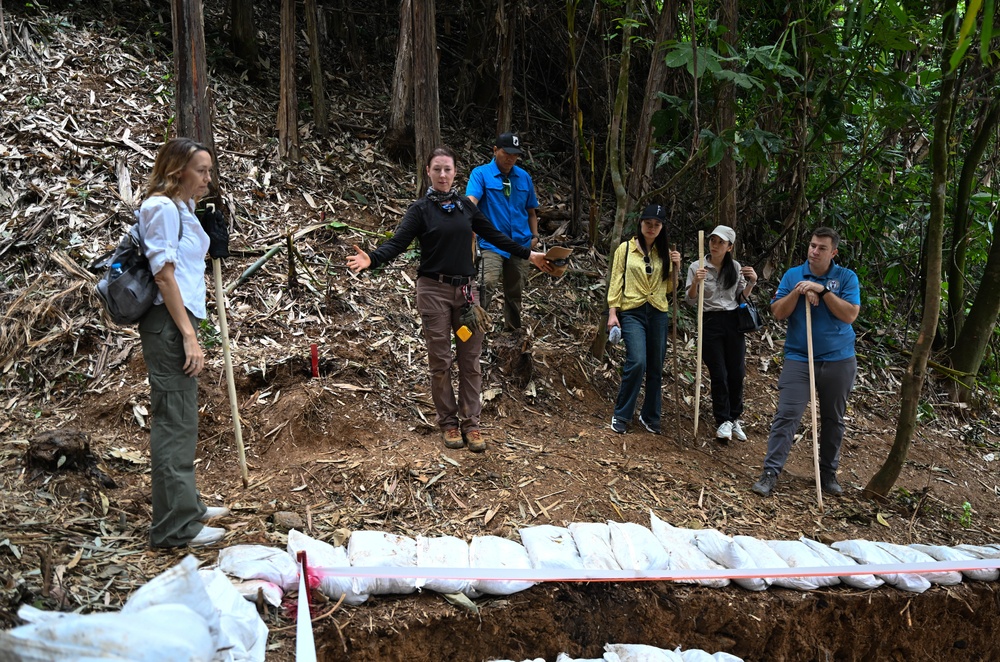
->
xmin=213 ymin=516 xmax=1000 ymax=609
xmin=491 ymin=643 xmax=742 ymax=661
xmin=0 ymin=556 xmax=267 ymax=662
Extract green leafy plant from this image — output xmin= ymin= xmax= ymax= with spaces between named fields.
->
xmin=199 ymin=319 xmax=221 ymax=350
xmin=959 ymin=501 xmax=973 ymax=528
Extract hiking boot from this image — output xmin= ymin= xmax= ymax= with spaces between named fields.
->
xmin=731 ymin=420 xmax=747 ymax=442
xmin=716 ymin=420 xmax=733 ymax=441
xmin=610 ymin=416 xmax=627 ymax=434
xmin=189 ymin=526 xmax=225 ymax=547
xmin=465 ymin=429 xmax=487 ymax=453
xmin=443 ymin=427 xmax=465 ymax=449
xmin=199 ymin=506 xmax=230 ymax=522
xmin=821 ymin=473 xmax=844 ymax=496
xmin=639 ymin=415 xmax=660 ymax=434
xmin=751 ymin=469 xmax=778 ymax=497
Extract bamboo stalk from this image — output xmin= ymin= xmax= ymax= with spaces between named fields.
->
xmin=214 ymin=258 xmax=249 ymax=487
xmin=670 ymin=244 xmax=681 ymax=446
xmin=805 ymin=301 xmax=823 ymax=510
xmin=693 ymin=230 xmax=705 ymax=438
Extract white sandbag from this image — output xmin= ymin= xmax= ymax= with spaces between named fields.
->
xmin=678 ymin=648 xmax=716 ymax=661
xmin=199 ymin=569 xmax=269 ymax=662
xmin=122 ymin=554 xmax=223 ymax=647
xmin=648 ymin=514 xmax=729 ymax=588
xmin=556 ymin=654 xmax=604 ymax=662
xmin=0 ymin=603 xmax=215 ymax=662
xmin=287 ymin=529 xmax=369 ymax=605
xmin=646 ymin=513 xmax=698 ymax=545
xmin=765 ymin=540 xmax=839 ymax=587
xmin=909 ymin=543 xmax=999 ymax=582
xmin=691 ymin=529 xmax=768 ymax=591
xmin=955 ymin=543 xmax=1000 ymax=559
xmin=230 ymin=579 xmax=283 ymax=608
xmin=799 ymin=538 xmax=884 ymax=589
xmin=604 ymin=643 xmax=683 ymax=661
xmin=712 ymin=653 xmax=744 ymax=661
xmin=348 ymin=531 xmax=418 ymax=595
xmin=733 ymin=536 xmax=819 ymax=591
xmin=469 ymin=535 xmax=536 ymax=595
xmin=609 ymin=521 xmax=670 ymax=571
xmin=874 ymin=542 xmax=962 ymax=585
xmin=415 ymin=535 xmax=477 ymax=596
xmin=520 ymin=525 xmax=585 ymax=570
xmin=569 ymin=522 xmax=621 ymax=570
xmin=217 ymin=545 xmax=299 ymax=591
xmin=831 ymin=540 xmax=931 ymax=593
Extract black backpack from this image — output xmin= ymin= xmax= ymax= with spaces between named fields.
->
xmin=95 ymin=211 xmax=182 ymax=325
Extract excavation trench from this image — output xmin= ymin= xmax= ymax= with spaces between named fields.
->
xmin=317 ymin=582 xmax=1000 ymax=661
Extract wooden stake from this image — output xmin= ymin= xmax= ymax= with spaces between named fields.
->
xmin=805 ymin=301 xmax=823 ymax=510
xmin=693 ymin=231 xmax=705 ymax=438
xmin=670 ymin=244 xmax=681 ymax=446
xmin=214 ymin=258 xmax=249 ymax=488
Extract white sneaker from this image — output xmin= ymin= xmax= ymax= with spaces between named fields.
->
xmin=188 ymin=526 xmax=225 ymax=547
xmin=199 ymin=506 xmax=230 ymax=521
xmin=731 ymin=420 xmax=747 ymax=441
xmin=716 ymin=420 xmax=733 ymax=440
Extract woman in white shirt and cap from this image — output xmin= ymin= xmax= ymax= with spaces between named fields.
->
xmin=685 ymin=225 xmax=758 ymax=442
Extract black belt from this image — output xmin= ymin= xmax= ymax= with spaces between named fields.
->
xmin=420 ymin=273 xmax=472 ymax=286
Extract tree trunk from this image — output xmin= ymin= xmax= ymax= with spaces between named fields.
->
xmin=171 ymin=0 xmax=214 ymax=149
xmin=230 ymin=0 xmax=258 ymax=71
xmin=496 ymin=0 xmax=516 ymax=134
xmin=949 ymin=221 xmax=1000 ymax=401
xmin=171 ymin=0 xmax=218 ymax=194
xmin=864 ymin=0 xmax=958 ymax=499
xmin=592 ymin=0 xmax=635 ymax=360
xmin=714 ymin=0 xmax=737 ymax=229
xmin=567 ymin=0 xmax=583 ymax=239
xmin=412 ymin=0 xmax=441 ymax=192
xmin=945 ymin=98 xmax=1000 ymax=349
xmin=387 ymin=0 xmax=413 ymax=153
xmin=304 ymin=0 xmax=328 ymax=138
xmin=277 ymin=0 xmax=300 ymax=162
xmin=626 ymin=0 xmax=677 ymax=208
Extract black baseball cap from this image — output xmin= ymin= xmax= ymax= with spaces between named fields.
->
xmin=495 ymin=132 xmax=523 ymax=154
xmin=641 ymin=203 xmax=666 ymax=222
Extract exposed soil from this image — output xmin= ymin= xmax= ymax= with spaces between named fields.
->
xmin=1 ymin=5 xmax=1000 ymax=662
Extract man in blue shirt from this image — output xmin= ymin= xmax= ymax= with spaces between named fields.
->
xmin=752 ymin=227 xmax=861 ymax=498
xmin=466 ymin=132 xmax=540 ymax=331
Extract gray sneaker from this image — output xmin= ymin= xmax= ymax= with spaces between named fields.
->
xmin=751 ymin=469 xmax=778 ymax=496
xmin=610 ymin=417 xmax=627 ymax=434
xmin=731 ymin=420 xmax=748 ymax=441
xmin=639 ymin=415 xmax=660 ymax=434
xmin=821 ymin=473 xmax=844 ymax=496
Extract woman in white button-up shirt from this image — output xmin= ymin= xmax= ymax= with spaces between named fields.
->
xmin=137 ymin=138 xmax=224 ymax=548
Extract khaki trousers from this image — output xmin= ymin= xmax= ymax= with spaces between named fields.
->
xmin=139 ymin=304 xmax=208 ymax=547
xmin=480 ymin=250 xmax=529 ymax=331
xmin=415 ymin=277 xmax=482 ymax=432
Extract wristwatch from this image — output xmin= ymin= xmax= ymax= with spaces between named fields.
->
xmin=817 ymin=286 xmax=831 ymax=299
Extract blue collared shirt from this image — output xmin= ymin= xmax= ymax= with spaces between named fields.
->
xmin=773 ymin=261 xmax=860 ymax=362
xmin=465 ymin=160 xmax=538 ymax=258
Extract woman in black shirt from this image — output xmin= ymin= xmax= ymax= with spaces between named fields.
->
xmin=348 ymin=146 xmax=552 ymax=452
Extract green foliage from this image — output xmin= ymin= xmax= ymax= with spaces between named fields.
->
xmin=199 ymin=319 xmax=221 ymax=350
xmin=959 ymin=501 xmax=973 ymax=528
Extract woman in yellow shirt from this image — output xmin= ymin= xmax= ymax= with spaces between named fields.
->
xmin=607 ymin=204 xmax=682 ymax=434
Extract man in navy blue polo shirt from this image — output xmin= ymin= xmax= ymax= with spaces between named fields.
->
xmin=466 ymin=132 xmax=540 ymax=331
xmin=752 ymin=227 xmax=861 ymax=498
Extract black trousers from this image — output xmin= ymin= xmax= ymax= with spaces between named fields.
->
xmin=702 ymin=310 xmax=746 ymax=425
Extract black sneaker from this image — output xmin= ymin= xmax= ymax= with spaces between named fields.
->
xmin=639 ymin=415 xmax=660 ymax=434
xmin=610 ymin=417 xmax=627 ymax=434
xmin=821 ymin=473 xmax=844 ymax=496
xmin=751 ymin=469 xmax=778 ymax=496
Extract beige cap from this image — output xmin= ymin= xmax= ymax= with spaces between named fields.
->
xmin=709 ymin=225 xmax=736 ymax=244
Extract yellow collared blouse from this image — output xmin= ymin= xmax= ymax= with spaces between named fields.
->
xmin=607 ymin=238 xmax=675 ymax=313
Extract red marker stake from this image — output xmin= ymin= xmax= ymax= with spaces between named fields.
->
xmin=310 ymin=344 xmax=319 ymax=378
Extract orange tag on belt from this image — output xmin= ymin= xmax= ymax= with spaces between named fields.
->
xmin=456 ymin=326 xmax=473 ymax=342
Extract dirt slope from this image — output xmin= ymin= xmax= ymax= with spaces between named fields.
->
xmin=1 ymin=6 xmax=999 ymax=662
